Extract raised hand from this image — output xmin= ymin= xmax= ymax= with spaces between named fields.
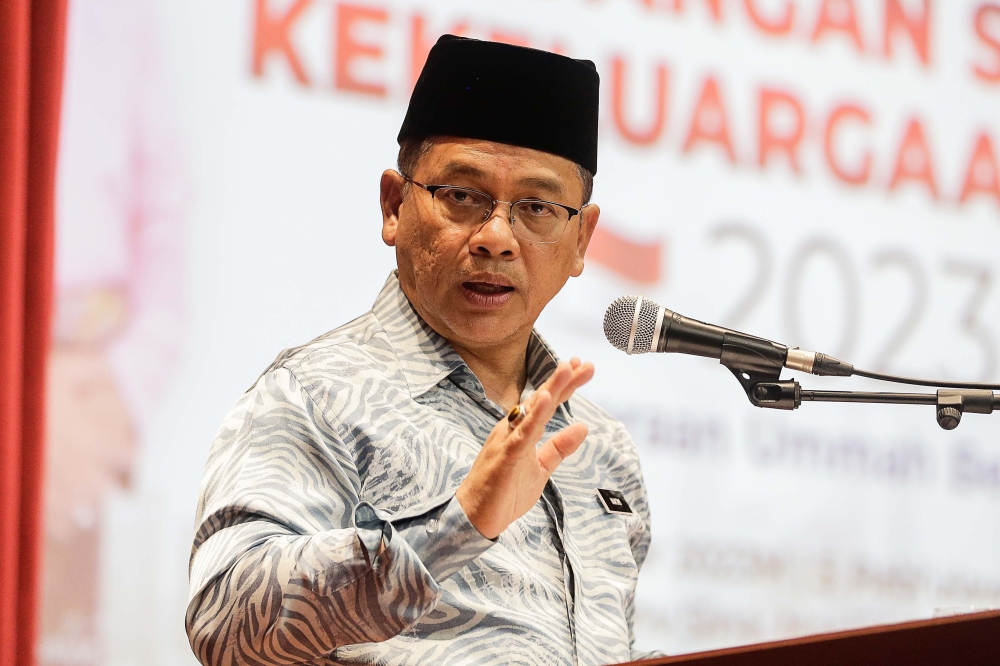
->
xmin=455 ymin=358 xmax=595 ymax=540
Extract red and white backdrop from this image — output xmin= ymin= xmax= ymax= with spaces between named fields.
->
xmin=42 ymin=0 xmax=1000 ymax=663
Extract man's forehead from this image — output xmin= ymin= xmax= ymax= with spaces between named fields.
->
xmin=418 ymin=139 xmax=575 ymax=195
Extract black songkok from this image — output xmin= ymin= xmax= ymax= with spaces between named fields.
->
xmin=398 ymin=35 xmax=600 ymax=175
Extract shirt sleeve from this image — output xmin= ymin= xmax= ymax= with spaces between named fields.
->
xmin=185 ymin=367 xmax=494 ymax=666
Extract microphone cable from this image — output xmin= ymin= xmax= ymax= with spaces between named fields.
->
xmin=851 ymin=368 xmax=1000 ymax=391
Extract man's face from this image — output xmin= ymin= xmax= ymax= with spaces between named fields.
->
xmin=380 ymin=138 xmax=600 ymax=353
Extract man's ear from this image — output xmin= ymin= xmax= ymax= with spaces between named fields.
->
xmin=570 ymin=204 xmax=600 ymax=277
xmin=380 ymin=170 xmax=406 ymax=246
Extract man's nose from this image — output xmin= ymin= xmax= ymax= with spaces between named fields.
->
xmin=469 ymin=204 xmax=520 ymax=259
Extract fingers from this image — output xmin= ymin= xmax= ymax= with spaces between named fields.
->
xmin=540 ymin=360 xmax=582 ymax=395
xmin=561 ymin=362 xmax=594 ymax=401
xmin=510 ymin=388 xmax=555 ymax=445
xmin=540 ymin=358 xmax=594 ymax=406
xmin=540 ymin=362 xmax=573 ymax=398
xmin=537 ymin=423 xmax=589 ymax=475
xmin=494 ymin=358 xmax=594 ymax=453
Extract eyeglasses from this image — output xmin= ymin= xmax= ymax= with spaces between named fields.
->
xmin=403 ymin=176 xmax=583 ymax=245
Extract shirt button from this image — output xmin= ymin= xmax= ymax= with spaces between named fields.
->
xmin=425 ymin=518 xmax=439 ymax=534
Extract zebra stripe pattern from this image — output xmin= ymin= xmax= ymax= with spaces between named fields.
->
xmin=186 ymin=273 xmax=656 ymax=665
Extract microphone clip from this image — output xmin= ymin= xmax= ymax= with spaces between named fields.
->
xmin=725 ymin=365 xmax=800 ymax=411
xmin=719 ymin=333 xmax=804 ymax=410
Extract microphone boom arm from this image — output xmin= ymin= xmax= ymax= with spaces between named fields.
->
xmin=725 ymin=364 xmax=999 ymax=431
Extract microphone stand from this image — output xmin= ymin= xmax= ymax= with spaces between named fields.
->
xmin=725 ymin=362 xmax=999 ymax=432
xmin=605 ymin=297 xmax=1000 ymax=430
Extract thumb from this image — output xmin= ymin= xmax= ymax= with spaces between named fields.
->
xmin=536 ymin=423 xmax=588 ymax=475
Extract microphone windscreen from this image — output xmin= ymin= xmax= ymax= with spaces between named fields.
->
xmin=603 ymin=295 xmax=661 ymax=354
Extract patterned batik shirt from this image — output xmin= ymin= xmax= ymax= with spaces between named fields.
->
xmin=186 ymin=273 xmax=654 ymax=666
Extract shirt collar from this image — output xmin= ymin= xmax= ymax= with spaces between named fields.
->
xmin=371 ymin=272 xmax=466 ymax=398
xmin=371 ymin=272 xmax=569 ymax=415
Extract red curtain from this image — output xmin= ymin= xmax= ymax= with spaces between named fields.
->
xmin=0 ymin=1 xmax=68 ymax=664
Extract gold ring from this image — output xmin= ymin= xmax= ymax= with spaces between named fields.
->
xmin=507 ymin=403 xmax=528 ymax=429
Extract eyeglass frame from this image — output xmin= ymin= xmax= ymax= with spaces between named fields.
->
xmin=401 ymin=175 xmax=585 ymax=245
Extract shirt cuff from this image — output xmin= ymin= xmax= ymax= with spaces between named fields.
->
xmin=353 ymin=496 xmax=495 ymax=582
xmin=393 ymin=496 xmax=495 ymax=582
xmin=353 ymin=502 xmax=393 ymax=566
xmin=354 ymin=495 xmax=496 ymax=581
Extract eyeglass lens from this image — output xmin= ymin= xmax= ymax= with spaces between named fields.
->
xmin=431 ymin=186 xmax=571 ymax=244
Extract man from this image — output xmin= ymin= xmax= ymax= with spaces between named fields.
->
xmin=187 ymin=36 xmax=654 ymax=665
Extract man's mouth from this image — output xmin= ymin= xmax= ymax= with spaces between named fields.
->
xmin=462 ymin=281 xmax=515 ymax=295
xmin=460 ymin=280 xmax=516 ymax=309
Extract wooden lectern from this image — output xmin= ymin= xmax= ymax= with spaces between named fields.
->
xmin=621 ymin=610 xmax=1000 ymax=666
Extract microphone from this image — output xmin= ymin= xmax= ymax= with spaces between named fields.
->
xmin=603 ymin=295 xmax=854 ymax=377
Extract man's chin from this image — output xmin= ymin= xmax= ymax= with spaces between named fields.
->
xmin=442 ymin=311 xmax=527 ymax=349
